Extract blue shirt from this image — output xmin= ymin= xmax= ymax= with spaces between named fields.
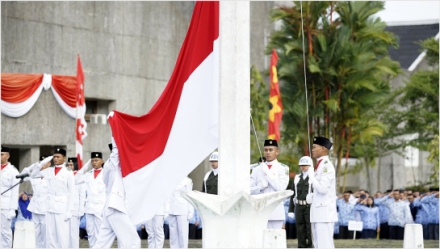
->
xmin=284 ymin=198 xmax=295 ymax=224
xmin=375 ymin=197 xmax=390 ymax=224
xmin=334 ymin=215 xmax=339 ymax=234
xmin=375 ymin=196 xmax=411 ymax=227
xmin=194 ymin=210 xmax=202 ymax=229
xmin=189 ymin=209 xmax=198 ymax=224
xmin=425 ymin=195 xmax=439 ymax=224
xmin=413 ymin=196 xmax=430 ymax=225
xmin=336 ymin=198 xmax=354 ymax=226
xmin=79 ymin=215 xmax=86 ymax=229
xmin=354 ymin=204 xmax=380 ymax=230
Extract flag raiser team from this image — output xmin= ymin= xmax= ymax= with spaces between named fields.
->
xmin=0 ymin=135 xmax=336 ymax=249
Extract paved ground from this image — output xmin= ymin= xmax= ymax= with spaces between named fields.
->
xmin=79 ymin=238 xmax=439 ymax=248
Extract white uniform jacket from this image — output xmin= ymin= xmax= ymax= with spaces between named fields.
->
xmin=82 ymin=169 xmax=106 ymax=217
xmin=168 ymin=177 xmax=193 ymax=216
xmin=72 ymin=179 xmax=86 ymax=217
xmin=31 ymin=164 xmax=75 ymax=214
xmin=0 ymin=163 xmax=20 ymax=211
xmin=102 ymin=137 xmax=129 ymax=216
xmin=310 ymin=156 xmax=338 ymax=223
xmin=250 ymin=159 xmax=289 ymax=220
xmin=27 ymin=177 xmax=49 ymax=214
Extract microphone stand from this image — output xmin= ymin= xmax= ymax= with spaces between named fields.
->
xmin=1 ymin=178 xmax=24 ymax=195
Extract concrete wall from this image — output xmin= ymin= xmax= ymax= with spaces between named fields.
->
xmin=1 ymin=1 xmax=275 ymax=192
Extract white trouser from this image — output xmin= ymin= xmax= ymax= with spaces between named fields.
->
xmin=46 ymin=212 xmax=69 ymax=248
xmin=93 ymin=208 xmax=140 ymax=249
xmin=32 ymin=213 xmax=46 ymax=248
xmin=312 ymin=222 xmax=335 ymax=249
xmin=1 ymin=211 xmax=13 ymax=249
xmin=267 ymin=220 xmax=284 ymax=229
xmin=146 ymin=215 xmax=165 ymax=248
xmin=86 ymin=213 xmax=102 ymax=248
xmin=68 ymin=215 xmax=80 ymax=248
xmin=169 ymin=215 xmax=189 ymax=248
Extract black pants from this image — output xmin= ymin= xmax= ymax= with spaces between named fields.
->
xmin=196 ymin=228 xmax=202 ymax=239
xmin=295 ymin=204 xmax=312 ymax=248
xmin=361 ymin=229 xmax=376 ymax=239
xmin=79 ymin=228 xmax=88 ymax=239
xmin=164 ymin=224 xmax=169 ymax=240
xmin=339 ymin=225 xmax=353 ymax=239
xmin=389 ymin=225 xmax=404 ymax=240
xmin=189 ymin=224 xmax=197 ymax=239
xmin=428 ymin=223 xmax=439 ymax=240
xmin=285 ymin=222 xmax=297 ymax=239
xmin=379 ymin=222 xmax=389 ymax=239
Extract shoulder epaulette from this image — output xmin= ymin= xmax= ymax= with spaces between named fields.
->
xmin=280 ymin=163 xmax=289 ymax=168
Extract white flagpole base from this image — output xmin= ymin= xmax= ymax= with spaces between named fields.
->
xmin=403 ymin=224 xmax=424 ymax=248
xmin=182 ymin=190 xmax=293 ymax=248
xmin=13 ymin=220 xmax=36 ymax=248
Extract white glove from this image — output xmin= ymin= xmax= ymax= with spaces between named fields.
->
xmin=306 ymin=193 xmax=313 ymax=204
xmin=7 ymin=210 xmax=16 ymax=220
xmin=40 ymin=156 xmax=53 ymax=166
xmin=187 ymin=212 xmax=194 ymax=221
xmin=288 ymin=212 xmax=295 ymax=219
xmin=107 ymin=111 xmax=115 ymax=119
xmin=261 ymin=162 xmax=270 ymax=174
xmin=64 ymin=211 xmax=72 ymax=221
xmin=293 ymin=197 xmax=298 ymax=204
xmin=258 ymin=180 xmax=268 ymax=190
xmin=78 ymin=159 xmax=92 ymax=174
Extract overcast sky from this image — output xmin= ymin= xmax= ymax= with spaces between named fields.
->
xmin=375 ymin=1 xmax=439 ymax=24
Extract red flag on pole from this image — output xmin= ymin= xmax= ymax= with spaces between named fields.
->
xmin=268 ymin=48 xmax=283 ymax=141
xmin=76 ymin=55 xmax=87 ymax=169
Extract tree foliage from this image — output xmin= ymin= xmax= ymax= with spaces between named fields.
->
xmin=265 ymin=1 xmax=400 ymax=190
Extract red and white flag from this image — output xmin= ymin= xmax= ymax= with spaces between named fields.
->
xmin=108 ymin=1 xmax=219 ymax=224
xmin=76 ymin=55 xmax=87 ymax=169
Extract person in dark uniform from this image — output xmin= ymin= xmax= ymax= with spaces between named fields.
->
xmin=202 ymin=152 xmax=218 ymax=195
xmin=288 ymin=156 xmax=313 ymax=248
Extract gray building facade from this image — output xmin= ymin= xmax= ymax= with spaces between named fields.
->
xmin=1 ymin=1 xmax=275 ymax=193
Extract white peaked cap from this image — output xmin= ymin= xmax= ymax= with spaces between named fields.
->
xmin=209 ymin=152 xmax=218 ymax=161
xmin=298 ymin=156 xmax=313 ymax=167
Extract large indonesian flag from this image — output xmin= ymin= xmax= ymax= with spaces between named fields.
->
xmin=108 ymin=1 xmax=219 ymax=224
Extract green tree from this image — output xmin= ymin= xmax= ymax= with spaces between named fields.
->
xmin=266 ymin=1 xmax=400 ymax=191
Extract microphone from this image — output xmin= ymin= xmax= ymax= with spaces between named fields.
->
xmin=16 ymin=173 xmax=29 ymax=179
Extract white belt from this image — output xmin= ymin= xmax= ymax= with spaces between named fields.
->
xmin=298 ymin=200 xmax=308 ymax=205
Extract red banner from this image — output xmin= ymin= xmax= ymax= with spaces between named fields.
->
xmin=268 ymin=48 xmax=283 ymax=141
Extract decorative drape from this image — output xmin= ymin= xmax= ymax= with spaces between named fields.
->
xmin=1 ymin=73 xmax=77 ymax=118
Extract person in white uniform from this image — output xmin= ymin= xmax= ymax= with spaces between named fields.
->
xmin=307 ymin=136 xmax=338 ymax=249
xmin=66 ymin=157 xmax=86 ymax=248
xmin=1 ymin=146 xmax=20 ymax=249
xmin=145 ymin=203 xmax=169 ymax=248
xmin=203 ymin=151 xmax=218 ymax=195
xmin=168 ymin=177 xmax=194 ymax=248
xmin=93 ymin=139 xmax=140 ymax=248
xmin=250 ymin=139 xmax=290 ymax=229
xmin=26 ymin=155 xmax=51 ymax=248
xmin=30 ymin=147 xmax=75 ymax=248
xmin=80 ymin=152 xmax=106 ymax=248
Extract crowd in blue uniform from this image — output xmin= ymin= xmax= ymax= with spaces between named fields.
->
xmin=283 ymin=187 xmax=439 ymax=240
